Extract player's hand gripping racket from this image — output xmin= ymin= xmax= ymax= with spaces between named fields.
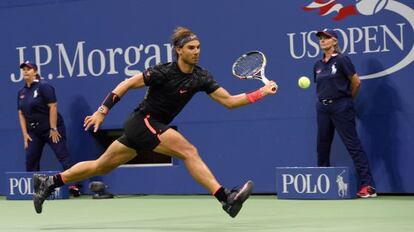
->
xmin=232 ymin=51 xmax=277 ymax=91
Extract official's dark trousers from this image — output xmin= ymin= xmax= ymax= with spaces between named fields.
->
xmin=26 ymin=124 xmax=72 ymax=172
xmin=316 ymin=97 xmax=375 ymax=187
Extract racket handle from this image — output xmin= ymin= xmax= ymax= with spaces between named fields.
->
xmin=262 ymin=76 xmax=277 ymax=91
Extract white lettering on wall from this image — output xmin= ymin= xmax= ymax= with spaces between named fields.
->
xmin=287 ymin=23 xmax=406 ymax=59
xmin=10 ymin=41 xmax=173 ymax=83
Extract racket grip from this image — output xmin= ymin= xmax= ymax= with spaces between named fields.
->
xmin=262 ymin=77 xmax=276 ymax=91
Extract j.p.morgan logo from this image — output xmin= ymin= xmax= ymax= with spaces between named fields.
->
xmin=289 ymin=0 xmax=414 ymax=79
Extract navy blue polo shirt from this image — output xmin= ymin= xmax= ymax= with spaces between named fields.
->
xmin=17 ymin=80 xmax=63 ymax=131
xmin=313 ymin=53 xmax=356 ymax=100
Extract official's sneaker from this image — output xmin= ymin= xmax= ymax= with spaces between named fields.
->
xmin=69 ymin=185 xmax=81 ymax=197
xmin=357 ymin=185 xmax=377 ymax=198
xmin=33 ymin=174 xmax=54 ymax=214
xmin=222 ymin=180 xmax=254 ymax=218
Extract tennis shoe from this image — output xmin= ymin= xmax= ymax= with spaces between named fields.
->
xmin=357 ymin=185 xmax=377 ymax=198
xmin=222 ymin=180 xmax=254 ymax=218
xmin=33 ymin=174 xmax=55 ymax=214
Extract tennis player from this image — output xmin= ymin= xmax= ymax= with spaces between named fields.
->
xmin=33 ymin=26 xmax=278 ymax=217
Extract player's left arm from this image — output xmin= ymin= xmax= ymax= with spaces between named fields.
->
xmin=349 ymin=73 xmax=361 ymax=98
xmin=111 ymin=73 xmax=146 ymax=98
xmin=209 ymin=82 xmax=277 ymax=109
xmin=84 ymin=73 xmax=145 ymax=132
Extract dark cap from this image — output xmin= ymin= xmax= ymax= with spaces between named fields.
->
xmin=19 ymin=61 xmax=38 ymax=70
xmin=316 ymin=29 xmax=338 ymax=39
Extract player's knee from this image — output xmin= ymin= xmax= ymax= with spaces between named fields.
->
xmin=95 ymin=163 xmax=112 ymax=176
xmin=181 ymin=145 xmax=200 ymax=161
xmin=94 ymin=158 xmax=116 ymax=175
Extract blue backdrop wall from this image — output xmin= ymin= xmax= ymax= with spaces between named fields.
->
xmin=1 ymin=0 xmax=413 ymax=194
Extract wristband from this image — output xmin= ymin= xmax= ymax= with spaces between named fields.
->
xmin=101 ymin=92 xmax=120 ymax=110
xmin=246 ymin=88 xmax=264 ymax=103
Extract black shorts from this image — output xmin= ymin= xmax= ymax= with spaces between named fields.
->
xmin=117 ymin=111 xmax=170 ymax=152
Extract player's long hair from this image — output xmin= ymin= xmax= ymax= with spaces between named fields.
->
xmin=171 ymin=26 xmax=197 ymax=59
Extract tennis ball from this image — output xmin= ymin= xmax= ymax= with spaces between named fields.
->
xmin=298 ymin=76 xmax=311 ymax=89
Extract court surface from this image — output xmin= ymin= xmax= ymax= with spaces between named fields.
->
xmin=0 ymin=195 xmax=413 ymax=232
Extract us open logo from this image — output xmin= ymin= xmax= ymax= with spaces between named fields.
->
xmin=289 ymin=0 xmax=414 ymax=80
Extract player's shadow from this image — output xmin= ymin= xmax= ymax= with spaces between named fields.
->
xmin=67 ymin=95 xmax=102 ymax=163
xmin=67 ymin=95 xmax=111 ymax=193
xmin=354 ymin=59 xmax=404 ymax=192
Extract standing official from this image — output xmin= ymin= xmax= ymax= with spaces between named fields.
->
xmin=18 ymin=61 xmax=72 ymax=171
xmin=313 ymin=29 xmax=376 ymax=198
xmin=17 ymin=61 xmax=80 ymax=195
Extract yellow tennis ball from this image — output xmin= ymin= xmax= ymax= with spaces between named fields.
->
xmin=298 ymin=76 xmax=311 ymax=89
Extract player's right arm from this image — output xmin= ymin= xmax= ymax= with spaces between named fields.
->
xmin=84 ymin=73 xmax=145 ymax=132
xmin=209 ymin=82 xmax=277 ymax=109
xmin=18 ymin=110 xmax=32 ymax=149
xmin=209 ymin=87 xmax=254 ymax=109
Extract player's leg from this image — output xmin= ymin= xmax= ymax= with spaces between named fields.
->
xmin=126 ymin=112 xmax=253 ymax=216
xmin=33 ymin=140 xmax=137 ymax=213
xmin=153 ymin=128 xmax=253 ymax=218
xmin=61 ymin=141 xmax=136 ymax=182
xmin=154 ymin=128 xmax=220 ymax=193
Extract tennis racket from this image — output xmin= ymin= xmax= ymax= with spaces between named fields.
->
xmin=232 ymin=51 xmax=277 ymax=90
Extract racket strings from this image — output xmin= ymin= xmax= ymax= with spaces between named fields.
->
xmin=234 ymin=53 xmax=264 ymax=77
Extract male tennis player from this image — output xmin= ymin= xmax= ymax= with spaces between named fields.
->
xmin=33 ymin=27 xmax=278 ymax=217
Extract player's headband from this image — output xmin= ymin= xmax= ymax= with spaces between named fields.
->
xmin=175 ymin=34 xmax=199 ymax=47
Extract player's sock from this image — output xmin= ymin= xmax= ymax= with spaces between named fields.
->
xmin=213 ymin=186 xmax=227 ymax=203
xmin=51 ymin=173 xmax=65 ymax=189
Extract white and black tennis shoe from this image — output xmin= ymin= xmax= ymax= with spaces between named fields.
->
xmin=222 ymin=180 xmax=254 ymax=218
